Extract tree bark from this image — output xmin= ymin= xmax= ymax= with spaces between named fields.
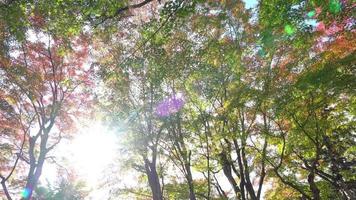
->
xmin=307 ymin=170 xmax=321 ymax=200
xmin=185 ymin=165 xmax=197 ymax=200
xmin=241 ymin=146 xmax=257 ymax=200
xmin=233 ymin=139 xmax=246 ymax=200
xmin=22 ymin=134 xmax=48 ymax=200
xmin=220 ymin=151 xmax=241 ymax=195
xmin=144 ymin=158 xmax=163 ymax=200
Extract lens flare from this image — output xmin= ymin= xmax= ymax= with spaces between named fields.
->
xmin=21 ymin=188 xmax=31 ymax=198
xmin=307 ymin=10 xmax=316 ymax=18
xmin=155 ymin=93 xmax=184 ymax=117
xmin=284 ymin=25 xmax=295 ymax=35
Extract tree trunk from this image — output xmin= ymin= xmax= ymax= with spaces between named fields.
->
xmin=185 ymin=166 xmax=197 ymax=200
xmin=22 ymin=123 xmax=57 ymax=199
xmin=220 ymin=151 xmax=240 ymax=195
xmin=233 ymin=139 xmax=246 ymax=200
xmin=307 ymin=171 xmax=321 ymax=200
xmin=241 ymin=146 xmax=257 ymax=200
xmin=144 ymin=159 xmax=163 ymax=200
xmin=22 ymin=143 xmax=46 ymax=199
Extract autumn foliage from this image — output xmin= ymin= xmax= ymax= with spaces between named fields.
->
xmin=0 ymin=33 xmax=92 ymax=199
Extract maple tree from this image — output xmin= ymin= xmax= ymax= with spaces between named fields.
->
xmin=0 ymin=1 xmax=159 ymax=199
xmin=0 ymin=33 xmax=92 ymax=199
xmin=0 ymin=0 xmax=355 ymax=199
xmin=96 ymin=0 xmax=355 ymax=199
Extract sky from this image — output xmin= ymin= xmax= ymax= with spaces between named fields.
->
xmin=243 ymin=0 xmax=258 ymax=9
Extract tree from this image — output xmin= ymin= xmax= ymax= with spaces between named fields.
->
xmin=33 ymin=171 xmax=89 ymax=200
xmin=1 ymin=1 xmax=163 ymax=199
xmin=98 ymin=47 xmax=166 ymax=199
xmin=0 ymin=0 xmax=159 ymax=41
xmin=20 ymin=0 xmax=353 ymax=199
xmin=0 ymin=33 xmax=92 ymax=200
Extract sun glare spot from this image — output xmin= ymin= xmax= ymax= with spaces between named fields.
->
xmin=69 ymin=123 xmax=118 ymax=187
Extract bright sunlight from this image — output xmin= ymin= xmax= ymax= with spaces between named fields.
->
xmin=68 ymin=123 xmax=118 ymax=187
xmin=1 ymin=0 xmax=354 ymax=199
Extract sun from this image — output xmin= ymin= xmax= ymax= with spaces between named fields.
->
xmin=68 ymin=122 xmax=119 ymax=187
xmin=39 ymin=122 xmax=120 ymax=199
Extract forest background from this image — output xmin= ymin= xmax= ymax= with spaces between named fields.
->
xmin=0 ymin=0 xmax=355 ymax=199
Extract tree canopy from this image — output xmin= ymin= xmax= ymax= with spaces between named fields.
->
xmin=0 ymin=0 xmax=355 ymax=199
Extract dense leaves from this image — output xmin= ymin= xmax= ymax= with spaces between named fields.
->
xmin=1 ymin=0 xmax=355 ymax=199
xmin=97 ymin=0 xmax=355 ymax=199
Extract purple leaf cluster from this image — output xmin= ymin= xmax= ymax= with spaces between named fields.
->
xmin=155 ymin=94 xmax=185 ymax=117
